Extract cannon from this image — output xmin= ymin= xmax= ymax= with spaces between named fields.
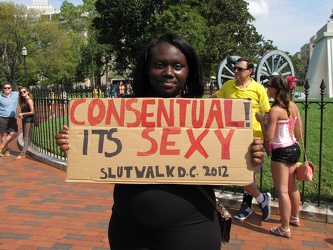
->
xmin=216 ymin=50 xmax=295 ymax=89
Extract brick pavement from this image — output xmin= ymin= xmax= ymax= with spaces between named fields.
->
xmin=0 ymin=130 xmax=333 ymax=249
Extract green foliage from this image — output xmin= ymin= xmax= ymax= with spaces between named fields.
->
xmin=0 ymin=2 xmax=79 ymax=88
xmin=93 ymin=0 xmax=274 ymax=79
xmin=1 ymin=0 xmax=300 ymax=91
xmin=154 ymin=5 xmax=207 ymax=54
xmin=54 ymin=0 xmax=112 ymax=86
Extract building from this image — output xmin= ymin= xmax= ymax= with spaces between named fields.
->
xmin=27 ymin=0 xmax=59 ymax=15
xmin=299 ymin=35 xmax=317 ymax=65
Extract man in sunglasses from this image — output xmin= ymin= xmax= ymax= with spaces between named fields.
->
xmin=0 ymin=83 xmax=19 ymax=157
xmin=210 ymin=58 xmax=271 ymax=221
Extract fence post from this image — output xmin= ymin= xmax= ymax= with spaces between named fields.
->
xmin=317 ymin=80 xmax=326 ymax=206
xmin=299 ymin=81 xmax=310 ymax=204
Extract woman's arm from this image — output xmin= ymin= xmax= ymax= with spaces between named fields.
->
xmin=292 ymin=102 xmax=302 ymax=142
xmin=263 ymin=107 xmax=279 ymax=156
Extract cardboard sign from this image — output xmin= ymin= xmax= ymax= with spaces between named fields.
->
xmin=67 ymin=98 xmax=254 ymax=185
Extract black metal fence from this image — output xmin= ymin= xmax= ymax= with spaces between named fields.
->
xmin=29 ymin=82 xmax=333 ymax=206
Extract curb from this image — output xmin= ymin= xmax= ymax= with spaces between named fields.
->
xmin=18 ymin=135 xmax=333 ymax=224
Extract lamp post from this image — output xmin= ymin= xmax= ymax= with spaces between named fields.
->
xmin=22 ymin=47 xmax=27 ymax=88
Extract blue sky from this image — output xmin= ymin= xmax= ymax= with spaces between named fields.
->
xmin=11 ymin=0 xmax=333 ymax=54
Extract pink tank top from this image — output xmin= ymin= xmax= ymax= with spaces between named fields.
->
xmin=271 ymin=118 xmax=297 ymax=149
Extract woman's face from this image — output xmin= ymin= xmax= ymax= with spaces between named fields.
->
xmin=19 ymin=88 xmax=28 ymax=97
xmin=266 ymin=79 xmax=276 ymax=99
xmin=148 ymin=42 xmax=189 ymax=98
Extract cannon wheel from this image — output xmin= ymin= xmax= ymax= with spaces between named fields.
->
xmin=255 ymin=50 xmax=295 ymax=85
xmin=216 ymin=57 xmax=236 ymax=89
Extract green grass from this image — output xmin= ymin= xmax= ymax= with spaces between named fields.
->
xmin=31 ymin=115 xmax=68 ymax=157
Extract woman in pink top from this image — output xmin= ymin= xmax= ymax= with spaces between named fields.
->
xmin=259 ymin=75 xmax=302 ymax=238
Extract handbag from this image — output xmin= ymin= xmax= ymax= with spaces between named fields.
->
xmin=296 ymin=161 xmax=314 ymax=181
xmin=34 ymin=114 xmax=39 ymax=127
xmin=296 ymin=137 xmax=314 ymax=181
xmin=197 ymin=186 xmax=232 ymax=244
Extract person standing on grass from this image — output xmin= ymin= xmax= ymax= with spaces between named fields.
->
xmin=210 ymin=58 xmax=272 ymax=221
xmin=258 ymin=75 xmax=302 ymax=238
xmin=0 ymin=83 xmax=19 ymax=157
xmin=16 ymin=86 xmax=35 ymax=160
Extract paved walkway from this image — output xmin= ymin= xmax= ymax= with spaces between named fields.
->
xmin=0 ymin=128 xmax=333 ymax=249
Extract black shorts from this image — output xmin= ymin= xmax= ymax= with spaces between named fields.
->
xmin=0 ymin=117 xmax=18 ymax=134
xmin=271 ymin=143 xmax=300 ymax=164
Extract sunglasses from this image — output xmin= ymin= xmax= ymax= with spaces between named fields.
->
xmin=233 ymin=67 xmax=248 ymax=72
xmin=20 ymin=90 xmax=27 ymax=94
xmin=3 ymin=87 xmax=11 ymax=89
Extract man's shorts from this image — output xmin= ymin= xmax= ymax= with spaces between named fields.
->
xmin=271 ymin=143 xmax=301 ymax=164
xmin=0 ymin=117 xmax=18 ymax=134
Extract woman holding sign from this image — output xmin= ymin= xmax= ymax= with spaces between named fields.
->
xmin=56 ymin=33 xmax=264 ymax=250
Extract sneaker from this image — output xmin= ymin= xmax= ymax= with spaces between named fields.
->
xmin=259 ymin=192 xmax=271 ymax=221
xmin=0 ymin=146 xmax=3 ymax=157
xmin=4 ymin=149 xmax=10 ymax=157
xmin=234 ymin=202 xmax=252 ymax=220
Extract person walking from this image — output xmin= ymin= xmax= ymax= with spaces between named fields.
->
xmin=55 ymin=33 xmax=265 ymax=249
xmin=47 ymin=87 xmax=55 ymax=118
xmin=260 ymin=75 xmax=302 ymax=238
xmin=210 ymin=58 xmax=272 ymax=221
xmin=0 ymin=83 xmax=19 ymax=157
xmin=16 ymin=87 xmax=35 ymax=159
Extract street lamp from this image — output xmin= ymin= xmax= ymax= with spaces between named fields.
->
xmin=22 ymin=47 xmax=27 ymax=88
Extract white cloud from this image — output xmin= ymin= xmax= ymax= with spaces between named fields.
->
xmin=246 ymin=0 xmax=332 ymax=54
xmin=247 ymin=0 xmax=269 ymax=17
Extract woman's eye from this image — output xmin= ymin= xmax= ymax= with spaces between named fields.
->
xmin=174 ymin=64 xmax=183 ymax=70
xmin=155 ymin=62 xmax=164 ymax=68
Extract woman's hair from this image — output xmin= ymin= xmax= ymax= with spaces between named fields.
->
xmin=270 ymin=76 xmax=291 ymax=116
xmin=18 ymin=87 xmax=33 ymax=107
xmin=133 ymin=33 xmax=204 ymax=98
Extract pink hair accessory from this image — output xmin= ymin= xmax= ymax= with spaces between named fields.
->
xmin=286 ymin=75 xmax=296 ymax=90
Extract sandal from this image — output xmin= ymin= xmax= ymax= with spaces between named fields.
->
xmin=15 ymin=154 xmax=26 ymax=160
xmin=270 ymin=226 xmax=291 ymax=238
xmin=290 ymin=216 xmax=300 ymax=227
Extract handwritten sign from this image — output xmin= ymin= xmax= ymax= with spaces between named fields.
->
xmin=67 ymin=98 xmax=254 ymax=185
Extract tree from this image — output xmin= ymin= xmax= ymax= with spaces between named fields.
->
xmin=93 ymin=0 xmax=274 ymax=79
xmin=55 ymin=0 xmax=112 ymax=87
xmin=94 ymin=0 xmax=161 ymax=78
xmin=0 ymin=2 xmax=78 ymax=89
xmin=0 ymin=2 xmax=33 ymax=89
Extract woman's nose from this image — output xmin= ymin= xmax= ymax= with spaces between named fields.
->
xmin=163 ymin=66 xmax=174 ymax=76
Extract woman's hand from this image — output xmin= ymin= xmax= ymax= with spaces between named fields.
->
xmin=55 ymin=125 xmax=70 ymax=152
xmin=264 ymin=141 xmax=272 ymax=157
xmin=255 ymin=113 xmax=264 ymax=123
xmin=251 ymin=137 xmax=264 ymax=166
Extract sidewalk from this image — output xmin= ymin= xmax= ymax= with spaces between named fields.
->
xmin=0 ymin=128 xmax=332 ymax=249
